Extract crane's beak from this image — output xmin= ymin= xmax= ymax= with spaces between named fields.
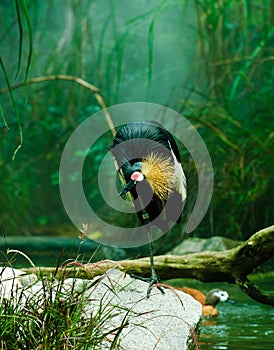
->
xmin=118 ymin=180 xmax=136 ymax=196
xmin=118 ymin=171 xmax=144 ymax=196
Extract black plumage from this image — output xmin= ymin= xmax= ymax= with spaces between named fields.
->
xmin=111 ymin=121 xmax=186 ymax=230
xmin=110 ymin=121 xmax=186 ymax=296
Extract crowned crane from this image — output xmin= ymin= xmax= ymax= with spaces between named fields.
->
xmin=110 ymin=121 xmax=186 ymax=297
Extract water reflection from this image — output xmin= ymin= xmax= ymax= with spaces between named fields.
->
xmin=199 ymin=280 xmax=274 ymax=350
xmin=169 ymin=275 xmax=274 ymax=350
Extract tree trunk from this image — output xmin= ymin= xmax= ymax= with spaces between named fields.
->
xmin=23 ymin=225 xmax=274 ymax=306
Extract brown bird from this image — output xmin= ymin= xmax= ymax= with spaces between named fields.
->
xmin=110 ymin=121 xmax=186 ymax=297
xmin=178 ymin=286 xmax=232 ymax=316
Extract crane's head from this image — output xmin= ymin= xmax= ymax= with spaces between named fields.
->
xmin=117 ymin=161 xmax=145 ymax=196
xmin=118 ymin=170 xmax=144 ymax=196
xmin=118 ymin=153 xmax=176 ymax=201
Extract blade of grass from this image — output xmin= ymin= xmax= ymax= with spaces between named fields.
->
xmin=0 ymin=103 xmax=9 ymax=129
xmin=147 ymin=1 xmax=167 ymax=96
xmin=242 ymin=0 xmax=249 ymax=55
xmin=0 ymin=56 xmax=23 ymax=160
xmin=7 ymin=249 xmax=36 ymax=268
xmin=22 ymin=0 xmax=33 ymax=82
xmin=97 ymin=13 xmax=112 ymax=77
xmin=14 ymin=0 xmax=23 ymax=79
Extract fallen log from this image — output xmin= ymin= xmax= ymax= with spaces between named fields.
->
xmin=23 ymin=225 xmax=274 ymax=306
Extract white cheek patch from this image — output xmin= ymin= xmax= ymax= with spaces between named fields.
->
xmin=131 ymin=172 xmax=144 ymax=182
xmin=214 ymin=291 xmax=229 ymax=302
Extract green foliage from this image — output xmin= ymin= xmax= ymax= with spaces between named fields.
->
xmin=0 ymin=273 xmax=129 ymax=349
xmin=180 ymin=0 xmax=274 ymax=238
xmin=0 ymin=0 xmax=273 ymax=242
xmin=0 ymin=0 xmax=33 ymax=159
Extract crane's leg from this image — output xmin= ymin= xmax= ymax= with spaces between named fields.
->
xmin=146 ymin=227 xmax=165 ymax=297
xmin=131 ymin=224 xmax=165 ymax=297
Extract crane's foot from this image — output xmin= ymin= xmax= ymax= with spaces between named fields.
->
xmin=130 ymin=273 xmax=165 ymax=298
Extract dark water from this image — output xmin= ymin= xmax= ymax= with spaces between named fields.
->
xmin=196 ymin=275 xmax=274 ymax=350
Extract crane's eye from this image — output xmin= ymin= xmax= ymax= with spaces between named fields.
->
xmin=131 ymin=171 xmax=144 ymax=182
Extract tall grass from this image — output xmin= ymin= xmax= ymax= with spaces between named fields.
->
xmin=181 ymin=0 xmax=274 ymax=238
xmin=0 ymin=268 xmax=131 ymax=349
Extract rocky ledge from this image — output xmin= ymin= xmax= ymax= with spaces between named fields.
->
xmin=0 ymin=267 xmax=201 ymax=349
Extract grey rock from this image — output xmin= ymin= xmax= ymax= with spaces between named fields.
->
xmin=81 ymin=269 xmax=202 ymax=350
xmin=169 ymin=236 xmax=242 ymax=255
xmin=0 ymin=267 xmax=202 ymax=349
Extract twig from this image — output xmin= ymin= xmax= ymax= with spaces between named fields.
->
xmin=0 ymin=74 xmax=116 ymax=137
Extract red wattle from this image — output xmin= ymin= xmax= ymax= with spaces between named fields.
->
xmin=131 ymin=172 xmax=144 ymax=181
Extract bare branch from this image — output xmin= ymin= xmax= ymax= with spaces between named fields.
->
xmin=0 ymin=74 xmax=116 ymax=136
xmin=22 ymin=225 xmax=274 ymax=306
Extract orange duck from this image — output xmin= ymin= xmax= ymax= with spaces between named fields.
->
xmin=177 ymin=287 xmax=232 ymax=316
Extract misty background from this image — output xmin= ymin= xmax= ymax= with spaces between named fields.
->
xmin=0 ymin=1 xmax=273 ymax=261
